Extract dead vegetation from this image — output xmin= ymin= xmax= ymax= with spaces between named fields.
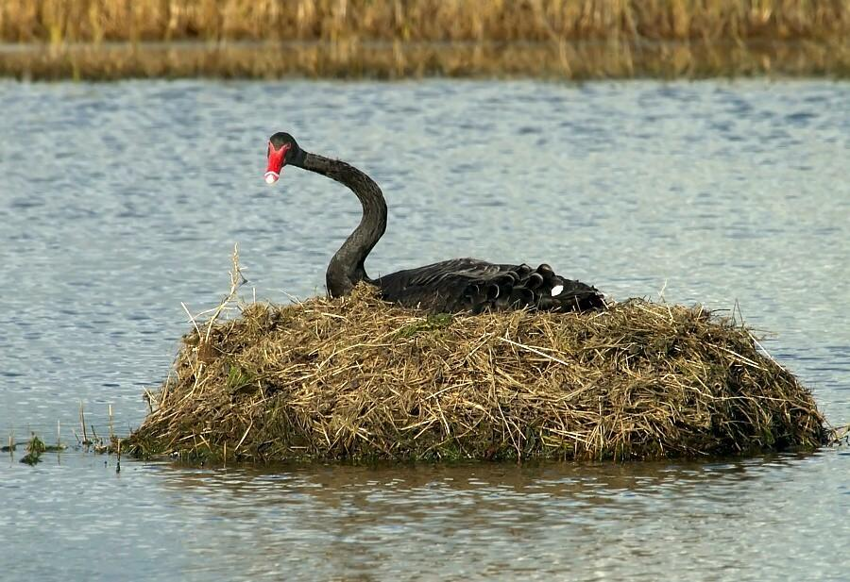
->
xmin=2 ymin=0 xmax=847 ymax=44
xmin=128 ymin=262 xmax=827 ymax=463
xmin=4 ymin=39 xmax=849 ymax=81
xmin=2 ymin=1 xmax=848 ymax=79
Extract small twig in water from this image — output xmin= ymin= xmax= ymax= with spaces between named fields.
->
xmin=79 ymin=401 xmax=90 ymax=445
xmin=108 ymin=404 xmax=114 ymax=441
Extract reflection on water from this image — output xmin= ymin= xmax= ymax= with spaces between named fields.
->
xmin=2 ymin=451 xmax=848 ymax=581
xmin=0 ymin=79 xmax=848 ymax=580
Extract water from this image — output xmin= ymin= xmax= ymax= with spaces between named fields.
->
xmin=1 ymin=79 xmax=848 ymax=580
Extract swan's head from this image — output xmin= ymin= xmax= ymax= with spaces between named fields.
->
xmin=265 ymin=132 xmax=304 ymax=185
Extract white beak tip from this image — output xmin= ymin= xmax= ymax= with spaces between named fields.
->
xmin=264 ymin=172 xmax=279 ymax=185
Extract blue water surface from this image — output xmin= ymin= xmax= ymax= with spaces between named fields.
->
xmin=1 ymin=79 xmax=848 ymax=581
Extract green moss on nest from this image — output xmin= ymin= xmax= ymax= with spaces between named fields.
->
xmin=128 ymin=284 xmax=827 ymax=463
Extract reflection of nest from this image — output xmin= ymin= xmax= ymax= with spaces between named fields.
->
xmin=130 ymin=283 xmax=826 ymax=463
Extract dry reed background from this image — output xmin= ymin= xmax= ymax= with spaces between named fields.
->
xmin=128 ymin=283 xmax=826 ymax=464
xmin=5 ymin=39 xmax=847 ymax=80
xmin=1 ymin=0 xmax=849 ymax=79
xmin=2 ymin=0 xmax=847 ymax=43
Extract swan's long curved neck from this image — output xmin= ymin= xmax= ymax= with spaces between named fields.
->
xmin=302 ymin=152 xmax=387 ymax=297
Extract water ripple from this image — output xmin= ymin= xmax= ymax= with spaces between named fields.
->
xmin=0 ymin=78 xmax=848 ymax=581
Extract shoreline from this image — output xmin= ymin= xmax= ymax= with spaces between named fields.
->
xmin=3 ymin=39 xmax=849 ymax=81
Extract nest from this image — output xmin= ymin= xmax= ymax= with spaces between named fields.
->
xmin=129 ymin=284 xmax=826 ymax=463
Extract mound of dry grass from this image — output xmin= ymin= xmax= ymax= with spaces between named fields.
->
xmin=128 ymin=281 xmax=826 ymax=463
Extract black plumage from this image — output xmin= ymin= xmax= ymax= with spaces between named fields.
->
xmin=375 ymin=258 xmax=603 ymax=313
xmin=265 ymin=132 xmax=605 ymax=314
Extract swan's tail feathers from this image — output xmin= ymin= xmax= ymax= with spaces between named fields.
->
xmin=374 ymin=258 xmax=604 ymax=314
xmin=463 ymin=263 xmax=604 ymax=314
xmin=515 ymin=264 xmax=603 ymax=313
xmin=544 ymin=278 xmax=606 ymax=312
xmin=508 ymin=286 xmax=535 ymax=308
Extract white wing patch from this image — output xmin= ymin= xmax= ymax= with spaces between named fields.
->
xmin=551 ymin=284 xmax=564 ymax=296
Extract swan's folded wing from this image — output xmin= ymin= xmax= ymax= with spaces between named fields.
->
xmin=374 ymin=258 xmax=508 ymax=311
xmin=375 ymin=258 xmax=603 ymax=313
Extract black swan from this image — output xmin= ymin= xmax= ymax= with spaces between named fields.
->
xmin=264 ymin=132 xmax=604 ymax=314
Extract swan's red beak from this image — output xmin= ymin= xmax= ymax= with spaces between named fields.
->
xmin=265 ymin=142 xmax=290 ymax=185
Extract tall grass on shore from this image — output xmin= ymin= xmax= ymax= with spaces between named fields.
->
xmin=2 ymin=0 xmax=848 ymax=44
xmin=2 ymin=1 xmax=848 ymax=80
xmin=4 ymin=38 xmax=849 ymax=80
